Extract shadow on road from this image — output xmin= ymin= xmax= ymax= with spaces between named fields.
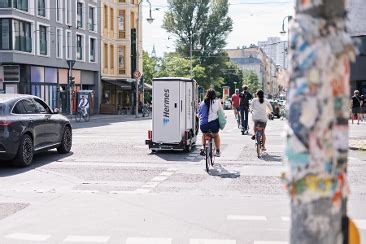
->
xmin=209 ymin=164 xmax=241 ymax=178
xmin=151 ymin=147 xmax=202 ymax=162
xmin=260 ymin=153 xmax=283 ymax=162
xmin=0 ymin=150 xmax=73 ymax=177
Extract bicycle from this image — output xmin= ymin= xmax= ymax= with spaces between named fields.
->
xmin=75 ymin=107 xmax=90 ymax=122
xmin=254 ymin=123 xmax=265 ymax=158
xmin=203 ymin=131 xmax=216 ymax=173
xmin=142 ymin=105 xmax=151 ymax=117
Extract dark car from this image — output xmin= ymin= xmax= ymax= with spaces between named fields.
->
xmin=0 ymin=94 xmax=72 ymax=167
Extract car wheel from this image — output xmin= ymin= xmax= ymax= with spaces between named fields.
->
xmin=13 ymin=134 xmax=33 ymax=167
xmin=57 ymin=126 xmax=72 ymax=154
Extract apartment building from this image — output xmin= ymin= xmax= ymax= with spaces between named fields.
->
xmin=258 ymin=37 xmax=288 ymax=69
xmin=0 ymin=0 xmax=101 ymax=113
xmin=100 ymin=0 xmax=142 ymax=114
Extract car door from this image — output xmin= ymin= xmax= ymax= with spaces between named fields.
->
xmin=32 ymin=98 xmax=61 ymax=146
xmin=21 ymin=99 xmax=47 ymax=149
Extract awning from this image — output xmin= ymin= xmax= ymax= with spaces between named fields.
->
xmin=102 ymin=78 xmax=131 ymax=89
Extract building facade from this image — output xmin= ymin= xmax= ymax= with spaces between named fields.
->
xmin=258 ymin=37 xmax=288 ymax=69
xmin=100 ymin=0 xmax=142 ymax=114
xmin=0 ymin=0 xmax=101 ymax=114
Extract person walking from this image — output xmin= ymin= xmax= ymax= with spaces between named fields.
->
xmin=239 ymin=85 xmax=253 ymax=134
xmin=351 ymin=90 xmax=363 ymax=124
xmin=231 ymin=89 xmax=241 ymax=126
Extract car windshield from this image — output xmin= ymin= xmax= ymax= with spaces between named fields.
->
xmin=0 ymin=103 xmax=5 ymax=115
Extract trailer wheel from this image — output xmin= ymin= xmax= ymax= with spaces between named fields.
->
xmin=185 ymin=144 xmax=192 ymax=152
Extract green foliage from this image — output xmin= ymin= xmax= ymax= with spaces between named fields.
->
xmin=243 ymin=71 xmax=261 ymax=94
xmin=163 ymin=0 xmax=233 ymax=89
xmin=221 ymin=60 xmax=244 ymax=95
xmin=142 ymin=51 xmax=158 ymax=84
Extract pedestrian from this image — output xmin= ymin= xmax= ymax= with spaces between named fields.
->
xmin=351 ymin=90 xmax=362 ymax=124
xmin=231 ymin=89 xmax=241 ymax=125
xmin=239 ymin=85 xmax=253 ymax=134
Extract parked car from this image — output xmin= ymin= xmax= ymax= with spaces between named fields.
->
xmin=269 ymin=100 xmax=281 ymax=118
xmin=0 ymin=94 xmax=72 ymax=167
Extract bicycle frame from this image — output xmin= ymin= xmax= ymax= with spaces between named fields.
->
xmin=204 ymin=133 xmax=215 ymax=173
xmin=255 ymin=127 xmax=264 ymax=158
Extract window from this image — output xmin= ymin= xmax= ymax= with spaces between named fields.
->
xmin=65 ymin=0 xmax=71 ymax=25
xmin=65 ymin=30 xmax=71 ymax=59
xmin=12 ymin=101 xmax=27 ymax=114
xmin=76 ymin=34 xmax=83 ymax=60
xmin=77 ymin=1 xmax=83 ymax=28
xmin=119 ymin=10 xmax=125 ymax=38
xmin=22 ymin=99 xmax=37 ymax=114
xmin=89 ymin=38 xmax=95 ymax=62
xmin=110 ymin=45 xmax=114 ymax=69
xmin=38 ymin=0 xmax=45 ymax=17
xmin=104 ymin=43 xmax=108 ymax=69
xmin=89 ymin=6 xmax=95 ymax=31
xmin=56 ymin=0 xmax=62 ymax=23
xmin=13 ymin=19 xmax=32 ymax=53
xmin=103 ymin=5 xmax=108 ymax=29
xmin=33 ymin=98 xmax=50 ymax=114
xmin=118 ymin=46 xmax=125 ymax=74
xmin=39 ymin=25 xmax=47 ymax=55
xmin=0 ymin=0 xmax=11 ymax=8
xmin=0 ymin=19 xmax=11 ymax=50
xmin=13 ymin=0 xmax=28 ymax=11
xmin=110 ymin=7 xmax=114 ymax=31
xmin=56 ymin=28 xmax=62 ymax=58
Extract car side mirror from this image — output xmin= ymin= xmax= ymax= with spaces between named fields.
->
xmin=53 ymin=108 xmax=60 ymax=114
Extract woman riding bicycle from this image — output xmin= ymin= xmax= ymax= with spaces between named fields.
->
xmin=198 ymin=89 xmax=222 ymax=157
xmin=250 ymin=90 xmax=272 ymax=151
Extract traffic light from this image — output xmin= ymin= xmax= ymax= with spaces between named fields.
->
xmin=69 ymin=76 xmax=75 ymax=86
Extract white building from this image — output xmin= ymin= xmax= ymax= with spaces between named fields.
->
xmin=258 ymin=37 xmax=288 ymax=69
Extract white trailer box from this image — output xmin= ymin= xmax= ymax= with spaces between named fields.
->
xmin=146 ymin=77 xmax=198 ymax=151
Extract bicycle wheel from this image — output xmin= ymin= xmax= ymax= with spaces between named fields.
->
xmin=210 ymin=139 xmax=215 ymax=166
xmin=256 ymin=131 xmax=261 ymax=158
xmin=205 ymin=144 xmax=210 ymax=173
xmin=75 ymin=112 xmax=81 ymax=122
xmin=84 ymin=113 xmax=90 ymax=122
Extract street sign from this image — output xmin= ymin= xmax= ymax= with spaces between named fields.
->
xmin=67 ymin=60 xmax=76 ymax=70
xmin=133 ymin=70 xmax=141 ymax=79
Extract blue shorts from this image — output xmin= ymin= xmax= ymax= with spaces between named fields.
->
xmin=200 ymin=119 xmax=220 ymax=133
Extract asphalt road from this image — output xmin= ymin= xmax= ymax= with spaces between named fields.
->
xmin=0 ymin=112 xmax=365 ymax=244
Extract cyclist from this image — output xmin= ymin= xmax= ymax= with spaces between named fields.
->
xmin=198 ymin=89 xmax=222 ymax=157
xmin=231 ymin=89 xmax=241 ymax=125
xmin=240 ymin=85 xmax=253 ymax=134
xmin=250 ymin=90 xmax=272 ymax=151
xmin=78 ymin=95 xmax=89 ymax=117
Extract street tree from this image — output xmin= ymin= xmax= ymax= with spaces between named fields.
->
xmin=243 ymin=71 xmax=261 ymax=94
xmin=163 ymin=0 xmax=233 ymax=87
xmin=142 ymin=51 xmax=158 ymax=84
xmin=221 ymin=61 xmax=244 ymax=95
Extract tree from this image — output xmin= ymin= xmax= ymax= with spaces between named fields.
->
xmin=222 ymin=60 xmax=244 ymax=95
xmin=142 ymin=51 xmax=158 ymax=84
xmin=243 ymin=71 xmax=261 ymax=94
xmin=163 ymin=0 xmax=233 ymax=87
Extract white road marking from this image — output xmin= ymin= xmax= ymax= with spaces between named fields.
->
xmin=5 ymin=233 xmax=51 ymax=241
xmin=254 ymin=242 xmax=288 ymax=244
xmin=142 ymin=182 xmax=160 ymax=188
xmin=190 ymin=239 xmax=236 ymax=244
xmin=126 ymin=237 xmax=172 ymax=244
xmin=160 ymin=171 xmax=174 ymax=176
xmin=281 ymin=217 xmax=290 ymax=222
xmin=167 ymin=168 xmax=178 ymax=172
xmin=227 ymin=215 xmax=267 ymax=221
xmin=135 ymin=188 xmax=151 ymax=194
xmin=64 ymin=235 xmax=110 ymax=243
xmin=71 ymin=190 xmax=99 ymax=194
xmin=109 ymin=190 xmax=137 ymax=194
xmin=354 ymin=219 xmax=366 ymax=230
xmin=151 ymin=176 xmax=168 ymax=182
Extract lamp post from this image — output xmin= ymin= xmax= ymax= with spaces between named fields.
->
xmin=280 ymin=16 xmax=292 ymax=69
xmin=135 ymin=0 xmax=154 ymax=117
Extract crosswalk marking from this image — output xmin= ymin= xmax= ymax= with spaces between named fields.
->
xmin=126 ymin=237 xmax=172 ymax=244
xmin=64 ymin=235 xmax=110 ymax=243
xmin=151 ymin=176 xmax=168 ymax=182
xmin=254 ymin=242 xmax=288 ymax=244
xmin=281 ymin=217 xmax=290 ymax=222
xmin=190 ymin=239 xmax=236 ymax=244
xmin=227 ymin=215 xmax=267 ymax=221
xmin=5 ymin=233 xmax=51 ymax=241
xmin=142 ymin=181 xmax=160 ymax=188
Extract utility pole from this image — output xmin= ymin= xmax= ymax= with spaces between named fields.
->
xmin=286 ymin=1 xmax=357 ymax=243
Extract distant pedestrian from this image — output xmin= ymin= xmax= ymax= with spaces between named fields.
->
xmin=239 ymin=85 xmax=253 ymax=133
xmin=231 ymin=89 xmax=241 ymax=125
xmin=351 ymin=90 xmax=363 ymax=124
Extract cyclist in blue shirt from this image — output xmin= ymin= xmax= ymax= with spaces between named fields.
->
xmin=198 ymin=89 xmax=222 ymax=157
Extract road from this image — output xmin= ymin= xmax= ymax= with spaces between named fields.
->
xmin=0 ymin=112 xmax=365 ymax=244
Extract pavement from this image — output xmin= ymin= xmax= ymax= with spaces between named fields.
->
xmin=0 ymin=112 xmax=365 ymax=244
xmin=350 ymin=121 xmax=366 ymax=150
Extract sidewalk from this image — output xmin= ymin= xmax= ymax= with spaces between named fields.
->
xmin=65 ymin=114 xmax=151 ymax=122
xmin=349 ymin=121 xmax=366 ymax=151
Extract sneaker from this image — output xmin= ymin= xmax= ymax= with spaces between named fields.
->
xmin=216 ymin=150 xmax=221 ymax=157
xmin=251 ymin=135 xmax=255 ymax=140
xmin=200 ymin=149 xmax=205 ymax=156
xmin=261 ymin=147 xmax=267 ymax=151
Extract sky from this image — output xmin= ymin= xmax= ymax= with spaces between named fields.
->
xmin=141 ymin=0 xmax=295 ymax=57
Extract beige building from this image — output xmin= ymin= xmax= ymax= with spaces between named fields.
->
xmin=100 ymin=0 xmax=142 ymax=114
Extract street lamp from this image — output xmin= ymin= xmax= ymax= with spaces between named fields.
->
xmin=135 ymin=0 xmax=154 ymax=117
xmin=280 ymin=15 xmax=292 ymax=69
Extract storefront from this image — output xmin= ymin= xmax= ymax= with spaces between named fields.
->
xmin=101 ymin=79 xmax=133 ymax=114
